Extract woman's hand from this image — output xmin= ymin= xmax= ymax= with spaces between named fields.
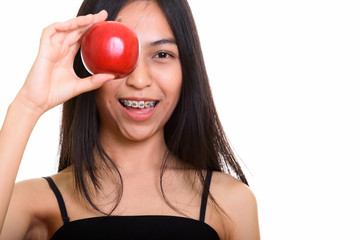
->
xmin=0 ymin=11 xmax=117 ymax=234
xmin=16 ymin=10 xmax=115 ymax=115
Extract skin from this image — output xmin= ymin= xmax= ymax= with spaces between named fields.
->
xmin=95 ymin=1 xmax=183 ymax=173
xmin=0 ymin=2 xmax=260 ymax=240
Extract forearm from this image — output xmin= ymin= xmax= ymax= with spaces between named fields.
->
xmin=0 ymin=98 xmax=42 ymax=232
xmin=0 ymin=10 xmax=112 ymax=233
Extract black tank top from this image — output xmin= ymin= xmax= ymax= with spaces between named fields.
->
xmin=43 ymin=170 xmax=220 ymax=239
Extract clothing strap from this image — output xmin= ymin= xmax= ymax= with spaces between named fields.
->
xmin=199 ymin=170 xmax=213 ymax=222
xmin=43 ymin=172 xmax=212 ymax=224
xmin=43 ymin=177 xmax=70 ymax=224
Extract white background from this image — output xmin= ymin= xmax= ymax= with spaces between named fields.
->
xmin=0 ymin=1 xmax=359 ymax=239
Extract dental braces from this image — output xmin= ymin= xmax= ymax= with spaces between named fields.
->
xmin=121 ymin=100 xmax=157 ymax=108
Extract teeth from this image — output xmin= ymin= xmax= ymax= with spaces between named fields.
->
xmin=121 ymin=100 xmax=157 ymax=108
xmin=131 ymin=101 xmax=138 ymax=108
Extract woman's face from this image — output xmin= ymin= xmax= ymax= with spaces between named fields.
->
xmin=96 ymin=1 xmax=182 ymax=142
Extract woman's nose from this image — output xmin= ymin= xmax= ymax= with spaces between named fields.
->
xmin=125 ymin=57 xmax=152 ymax=89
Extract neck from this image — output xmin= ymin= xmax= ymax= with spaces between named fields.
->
xmin=98 ymin=129 xmax=170 ymax=175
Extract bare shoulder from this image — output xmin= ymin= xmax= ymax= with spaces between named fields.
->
xmin=10 ymin=177 xmax=55 ymax=219
xmin=15 ymin=176 xmax=52 ymax=197
xmin=1 ymin=177 xmax=60 ymax=239
xmin=211 ymin=171 xmax=256 ymax=206
xmin=210 ymin=171 xmax=260 ymax=240
xmin=14 ymin=169 xmax=74 ymax=216
xmin=1 ymin=167 xmax=75 ymax=239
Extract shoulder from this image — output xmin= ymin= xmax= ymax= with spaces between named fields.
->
xmin=210 ymin=171 xmax=256 ymax=206
xmin=15 ymin=169 xmax=75 ymax=212
xmin=210 ymin=171 xmax=260 ymax=240
xmin=12 ymin=176 xmax=66 ymax=222
xmin=12 ymin=177 xmax=54 ymax=215
xmin=2 ymin=168 xmax=74 ymax=238
xmin=1 ymin=177 xmax=58 ymax=239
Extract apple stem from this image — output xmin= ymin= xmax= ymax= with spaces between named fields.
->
xmin=116 ymin=16 xmax=122 ymax=22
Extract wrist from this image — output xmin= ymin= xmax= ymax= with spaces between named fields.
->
xmin=9 ymin=95 xmax=44 ymax=121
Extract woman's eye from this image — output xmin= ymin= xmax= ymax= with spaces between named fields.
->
xmin=155 ymin=52 xmax=172 ymax=59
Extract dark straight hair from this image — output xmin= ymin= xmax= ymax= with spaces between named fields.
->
xmin=59 ymin=0 xmax=248 ymax=217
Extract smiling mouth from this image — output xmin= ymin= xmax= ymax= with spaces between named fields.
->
xmin=119 ymin=99 xmax=159 ymax=108
xmin=119 ymin=99 xmax=160 ymax=115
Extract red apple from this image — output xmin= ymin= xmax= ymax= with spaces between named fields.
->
xmin=81 ymin=21 xmax=140 ymax=77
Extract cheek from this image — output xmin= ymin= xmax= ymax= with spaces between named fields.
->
xmin=95 ymin=91 xmax=109 ymax=120
xmin=154 ymin=64 xmax=182 ymax=101
xmin=96 ymin=80 xmax=122 ymax=100
xmin=95 ymin=81 xmax=120 ymax=110
xmin=98 ymin=80 xmax=120 ymax=93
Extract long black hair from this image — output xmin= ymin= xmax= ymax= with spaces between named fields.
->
xmin=59 ymin=0 xmax=247 ymax=217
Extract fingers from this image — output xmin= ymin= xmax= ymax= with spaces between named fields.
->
xmin=55 ymin=10 xmax=108 ymax=32
xmin=74 ymin=73 xmax=116 ymax=95
xmin=38 ymin=10 xmax=108 ymax=62
xmin=41 ymin=10 xmax=107 ymax=44
xmin=58 ymin=10 xmax=108 ymax=48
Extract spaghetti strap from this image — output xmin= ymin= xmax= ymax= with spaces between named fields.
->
xmin=43 ymin=176 xmax=70 ymax=224
xmin=199 ymin=170 xmax=213 ymax=222
xmin=43 ymin=172 xmax=212 ymax=225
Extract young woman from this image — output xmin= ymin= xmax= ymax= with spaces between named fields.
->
xmin=0 ymin=0 xmax=260 ymax=239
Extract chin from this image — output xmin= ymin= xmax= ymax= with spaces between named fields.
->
xmin=120 ymin=124 xmax=163 ymax=143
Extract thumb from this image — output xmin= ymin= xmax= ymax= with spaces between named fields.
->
xmin=76 ymin=73 xmax=116 ymax=95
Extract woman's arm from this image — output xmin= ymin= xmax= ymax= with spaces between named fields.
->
xmin=229 ymin=183 xmax=260 ymax=240
xmin=0 ymin=10 xmax=115 ymax=235
xmin=0 ymin=99 xmax=42 ymax=236
xmin=212 ymin=172 xmax=260 ymax=240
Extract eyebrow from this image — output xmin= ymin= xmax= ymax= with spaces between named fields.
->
xmin=149 ymin=38 xmax=177 ymax=47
